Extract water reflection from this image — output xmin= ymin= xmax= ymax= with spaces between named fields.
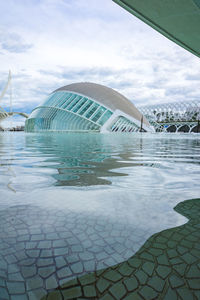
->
xmin=0 ymin=132 xmax=200 ymax=299
xmin=24 ymin=133 xmax=145 ymax=186
xmin=22 ymin=133 xmax=200 ymax=188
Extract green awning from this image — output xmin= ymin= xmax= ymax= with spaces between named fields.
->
xmin=113 ymin=0 xmax=200 ymax=58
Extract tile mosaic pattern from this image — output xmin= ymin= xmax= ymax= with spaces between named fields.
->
xmin=43 ymin=198 xmax=200 ymax=299
xmin=0 ymin=205 xmax=150 ymax=299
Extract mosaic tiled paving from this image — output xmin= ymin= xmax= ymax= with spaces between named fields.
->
xmin=0 ymin=199 xmax=200 ymax=299
xmin=0 ymin=204 xmax=151 ymax=299
xmin=42 ymin=198 xmax=200 ymax=300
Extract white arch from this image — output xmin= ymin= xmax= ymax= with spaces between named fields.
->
xmin=0 ymin=70 xmax=11 ymax=102
xmin=0 ymin=71 xmax=29 ymax=124
xmin=0 ymin=70 xmax=12 ymax=118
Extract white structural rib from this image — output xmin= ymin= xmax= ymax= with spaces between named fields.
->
xmin=0 ymin=70 xmax=11 ymax=102
xmin=0 ymin=71 xmax=29 ymax=124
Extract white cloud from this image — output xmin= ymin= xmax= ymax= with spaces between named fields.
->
xmin=0 ymin=31 xmax=33 ymax=53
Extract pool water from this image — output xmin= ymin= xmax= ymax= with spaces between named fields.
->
xmin=0 ymin=132 xmax=200 ymax=299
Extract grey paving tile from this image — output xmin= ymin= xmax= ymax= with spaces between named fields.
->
xmin=45 ymin=275 xmax=58 ymax=290
xmin=28 ymin=288 xmax=47 ymax=300
xmin=55 ymin=256 xmax=66 ymax=268
xmin=26 ymin=249 xmax=40 ymax=258
xmin=0 ymin=287 xmax=9 ymax=299
xmin=21 ymin=265 xmax=37 ymax=278
xmin=26 ymin=276 xmax=43 ymax=291
xmin=57 ymin=266 xmax=72 ymax=279
xmin=54 ymin=247 xmax=69 ymax=256
xmin=70 ymin=262 xmax=83 ymax=274
xmin=6 ymin=281 xmax=25 ymax=294
xmin=37 ymin=258 xmax=54 ymax=267
xmin=38 ymin=266 xmax=56 ymax=279
xmin=37 ymin=241 xmax=52 ymax=249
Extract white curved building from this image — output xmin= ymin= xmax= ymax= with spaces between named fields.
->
xmin=25 ymin=82 xmax=153 ymax=133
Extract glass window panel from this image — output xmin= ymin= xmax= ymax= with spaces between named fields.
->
xmin=60 ymin=93 xmax=74 ymax=109
xmin=68 ymin=96 xmax=82 ymax=111
xmin=54 ymin=92 xmax=66 ymax=107
xmin=67 ymin=96 xmax=81 ymax=111
xmin=46 ymin=95 xmax=54 ymax=106
xmin=91 ymin=106 xmax=106 ymax=123
xmin=50 ymin=94 xmax=59 ymax=106
xmin=46 ymin=94 xmax=54 ymax=106
xmin=63 ymin=94 xmax=77 ymax=109
xmin=44 ymin=93 xmax=61 ymax=106
xmin=49 ymin=93 xmax=61 ymax=106
xmin=98 ymin=110 xmax=112 ymax=125
xmin=56 ymin=93 xmax=70 ymax=108
xmin=78 ymin=100 xmax=93 ymax=116
xmin=60 ymin=94 xmax=72 ymax=109
xmin=43 ymin=95 xmax=53 ymax=106
xmin=85 ymin=103 xmax=99 ymax=119
xmin=73 ymin=97 xmax=86 ymax=113
xmin=30 ymin=109 xmax=38 ymax=118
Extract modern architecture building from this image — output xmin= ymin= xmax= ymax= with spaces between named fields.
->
xmin=25 ymin=82 xmax=153 ymax=133
xmin=140 ymin=100 xmax=200 ymax=133
xmin=112 ymin=0 xmax=200 ymax=133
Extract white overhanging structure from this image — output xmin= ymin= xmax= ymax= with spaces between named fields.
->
xmin=25 ymin=82 xmax=154 ymax=133
xmin=113 ymin=0 xmax=200 ymax=58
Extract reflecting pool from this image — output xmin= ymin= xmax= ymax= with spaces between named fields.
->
xmin=0 ymin=132 xmax=200 ymax=299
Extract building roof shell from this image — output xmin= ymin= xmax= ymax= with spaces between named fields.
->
xmin=54 ymin=82 xmax=149 ymax=126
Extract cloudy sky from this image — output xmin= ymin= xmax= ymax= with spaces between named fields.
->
xmin=0 ymin=0 xmax=200 ymax=125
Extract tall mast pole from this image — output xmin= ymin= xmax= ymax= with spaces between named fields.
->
xmin=9 ymin=70 xmax=13 ymax=129
xmin=9 ymin=70 xmax=12 ymax=113
xmin=140 ymin=115 xmax=143 ymax=132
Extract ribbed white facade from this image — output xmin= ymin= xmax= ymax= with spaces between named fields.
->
xmin=25 ymin=83 xmax=153 ymax=133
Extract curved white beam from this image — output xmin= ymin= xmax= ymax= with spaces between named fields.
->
xmin=0 ymin=112 xmax=29 ymax=121
xmin=0 ymin=70 xmax=11 ymax=102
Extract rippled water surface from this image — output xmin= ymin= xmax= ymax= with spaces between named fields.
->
xmin=0 ymin=132 xmax=200 ymax=299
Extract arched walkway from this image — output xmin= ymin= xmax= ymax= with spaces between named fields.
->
xmin=178 ymin=124 xmax=190 ymax=133
xmin=166 ymin=125 xmax=176 ymax=132
xmin=190 ymin=124 xmax=200 ymax=133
